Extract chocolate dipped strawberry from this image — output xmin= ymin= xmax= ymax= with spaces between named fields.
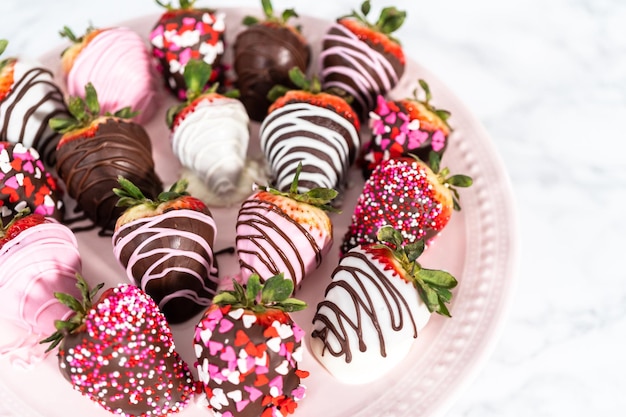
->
xmin=362 ymin=79 xmax=452 ymax=177
xmin=193 ymin=273 xmax=308 ymax=417
xmin=168 ymin=59 xmax=252 ymax=205
xmin=60 ymin=26 xmax=160 ymax=124
xmin=150 ymin=0 xmax=226 ymax=99
xmin=0 ymin=141 xmax=63 ymax=224
xmin=41 ymin=275 xmax=195 ymax=417
xmin=341 ymin=153 xmax=472 ymax=254
xmin=261 ymin=68 xmax=360 ymax=194
xmin=112 ymin=177 xmax=219 ymax=324
xmin=320 ymin=0 xmax=406 ymax=120
xmin=0 ymin=209 xmax=81 ymax=367
xmin=51 ymin=83 xmax=162 ymax=235
xmin=311 ymin=225 xmax=457 ymax=384
xmin=233 ymin=0 xmax=311 ymax=121
xmin=0 ymin=40 xmax=68 ymax=166
xmin=236 ymin=162 xmax=337 ymax=290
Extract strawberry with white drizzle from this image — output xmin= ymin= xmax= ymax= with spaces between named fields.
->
xmin=311 ymin=226 xmax=457 ymax=384
xmin=167 ymin=59 xmax=252 ymax=206
xmin=0 ymin=40 xmax=68 ymax=166
xmin=236 ymin=162 xmax=337 ymax=290
xmin=112 ymin=177 xmax=219 ymax=324
xmin=193 ymin=273 xmax=309 ymax=417
xmin=41 ymin=275 xmax=195 ymax=417
xmin=0 ymin=209 xmax=81 ymax=367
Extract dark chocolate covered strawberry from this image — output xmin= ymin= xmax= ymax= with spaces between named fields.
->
xmin=236 ymin=162 xmax=337 ymax=290
xmin=150 ymin=0 xmax=226 ymax=99
xmin=50 ymin=83 xmax=162 ymax=235
xmin=0 ymin=39 xmax=68 ymax=166
xmin=341 ymin=153 xmax=472 ymax=254
xmin=234 ymin=0 xmax=311 ymax=121
xmin=193 ymin=273 xmax=308 ymax=417
xmin=112 ymin=177 xmax=219 ymax=324
xmin=320 ymin=0 xmax=406 ymax=120
xmin=0 ymin=141 xmax=63 ymax=224
xmin=41 ymin=275 xmax=195 ymax=417
xmin=311 ymin=225 xmax=457 ymax=384
xmin=261 ymin=68 xmax=360 ymax=195
xmin=362 ymin=79 xmax=452 ymax=177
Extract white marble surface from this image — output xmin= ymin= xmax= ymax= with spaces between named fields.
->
xmin=2 ymin=0 xmax=625 ymax=416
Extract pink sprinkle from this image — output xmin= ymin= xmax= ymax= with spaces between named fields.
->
xmin=244 ymin=386 xmax=263 ymax=402
xmin=269 ymin=375 xmax=283 ymax=392
xmin=150 ymin=25 xmax=164 ymax=39
xmin=220 ymin=345 xmax=237 ymax=363
xmin=219 ymin=319 xmax=234 ymax=333
xmin=208 ymin=340 xmax=224 ymax=356
xmin=236 ymin=400 xmax=250 ymax=412
xmin=293 ymin=325 xmax=305 ymax=343
xmin=178 ymin=48 xmax=192 ymax=66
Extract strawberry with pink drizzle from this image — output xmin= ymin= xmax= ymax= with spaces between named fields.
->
xmin=0 ymin=210 xmax=81 ymax=368
xmin=150 ymin=0 xmax=226 ymax=99
xmin=193 ymin=273 xmax=308 ymax=417
xmin=320 ymin=0 xmax=406 ymax=121
xmin=60 ymin=26 xmax=160 ymax=124
xmin=0 ymin=40 xmax=68 ymax=166
xmin=112 ymin=177 xmax=219 ymax=324
xmin=0 ymin=142 xmax=63 ymax=224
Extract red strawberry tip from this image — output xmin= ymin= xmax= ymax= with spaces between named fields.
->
xmin=0 ymin=208 xmax=50 ymax=249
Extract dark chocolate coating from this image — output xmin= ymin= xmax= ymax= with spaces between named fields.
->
xmin=56 ymin=119 xmax=162 ymax=234
xmin=234 ymin=24 xmax=310 ymax=121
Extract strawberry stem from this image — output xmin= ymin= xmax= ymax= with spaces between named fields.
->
xmin=114 ymin=176 xmax=190 ymax=209
xmin=213 ymin=273 xmax=307 ymax=313
xmin=155 ymin=0 xmax=196 ymax=10
xmin=243 ymin=0 xmax=300 ymax=27
xmin=40 ymin=274 xmax=105 ymax=352
xmin=341 ymin=0 xmax=406 ymax=42
xmin=375 ymin=225 xmax=457 ymax=316
xmin=258 ymin=162 xmax=340 ymax=212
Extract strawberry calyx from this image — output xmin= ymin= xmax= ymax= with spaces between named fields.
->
xmin=59 ymin=26 xmax=103 ymax=73
xmin=0 ymin=208 xmax=49 ymax=249
xmin=258 ymin=161 xmax=340 ymax=212
xmin=424 ymin=152 xmax=473 ymax=211
xmin=404 ymin=79 xmax=452 ymax=135
xmin=40 ymin=274 xmax=106 ymax=352
xmin=155 ymin=0 xmax=197 ymax=10
xmin=49 ymin=82 xmax=137 ymax=145
xmin=242 ymin=0 xmax=302 ymax=34
xmin=214 ymin=273 xmax=307 ymax=314
xmin=268 ymin=67 xmax=360 ymax=129
xmin=0 ymin=39 xmax=16 ymax=73
xmin=371 ymin=225 xmax=457 ymax=317
xmin=166 ymin=59 xmax=239 ymax=129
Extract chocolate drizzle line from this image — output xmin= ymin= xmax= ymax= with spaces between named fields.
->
xmin=236 ymin=196 xmax=323 ymax=288
xmin=0 ymin=66 xmax=68 ymax=166
xmin=311 ymin=251 xmax=418 ymax=362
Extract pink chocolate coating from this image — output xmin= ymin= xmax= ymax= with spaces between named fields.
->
xmin=0 ymin=221 xmax=81 ymax=367
xmin=65 ymin=27 xmax=160 ymax=124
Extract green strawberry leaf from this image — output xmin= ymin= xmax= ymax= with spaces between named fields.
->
xmin=361 ymin=0 xmax=371 ymax=16
xmin=282 ymin=9 xmax=298 ymax=22
xmin=262 ymin=273 xmax=293 ymax=303
xmin=84 ymin=83 xmax=100 ymax=115
xmin=447 ymin=174 xmax=473 ymax=188
xmin=280 ymin=298 xmax=308 ymax=312
xmin=242 ymin=15 xmax=260 ymax=26
xmin=246 ymin=274 xmax=262 ymax=303
xmin=418 ymin=268 xmax=458 ymax=289
xmin=377 ymin=7 xmax=406 ymax=35
xmin=0 ymin=39 xmax=8 ymax=56
xmin=262 ymin=0 xmax=274 ymax=18
xmin=184 ymin=59 xmax=213 ymax=99
xmin=213 ymin=292 xmax=239 ymax=305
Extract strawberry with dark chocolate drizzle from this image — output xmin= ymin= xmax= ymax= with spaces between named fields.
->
xmin=193 ymin=273 xmax=308 ymax=417
xmin=150 ymin=0 xmax=226 ymax=99
xmin=320 ymin=0 xmax=407 ymax=121
xmin=50 ymin=83 xmax=162 ymax=235
xmin=233 ymin=0 xmax=311 ymax=121
xmin=261 ymin=68 xmax=360 ymax=195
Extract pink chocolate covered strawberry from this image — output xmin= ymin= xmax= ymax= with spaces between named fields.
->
xmin=261 ymin=68 xmax=360 ymax=194
xmin=234 ymin=0 xmax=311 ymax=121
xmin=0 ymin=210 xmax=81 ymax=367
xmin=361 ymin=79 xmax=452 ymax=177
xmin=311 ymin=225 xmax=457 ymax=384
xmin=0 ymin=141 xmax=64 ymax=224
xmin=0 ymin=40 xmax=68 ymax=166
xmin=51 ymin=83 xmax=162 ymax=235
xmin=41 ymin=275 xmax=195 ymax=417
xmin=150 ymin=0 xmax=226 ymax=99
xmin=236 ymin=162 xmax=337 ymax=290
xmin=60 ymin=26 xmax=160 ymax=124
xmin=112 ymin=177 xmax=219 ymax=324
xmin=341 ymin=153 xmax=472 ymax=254
xmin=320 ymin=0 xmax=407 ymax=121
xmin=168 ymin=60 xmax=252 ymax=205
xmin=193 ymin=273 xmax=308 ymax=417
